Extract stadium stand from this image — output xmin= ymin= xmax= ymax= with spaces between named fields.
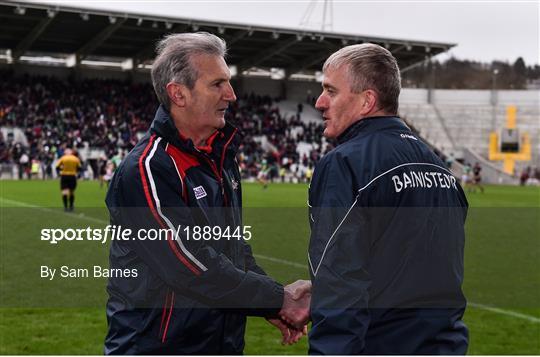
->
xmin=0 ymin=72 xmax=332 ymax=182
xmin=0 ymin=1 xmax=452 ymax=75
xmin=1 ymin=1 xmax=538 ymax=184
xmin=399 ymin=103 xmax=455 ymax=153
xmin=2 ymin=70 xmax=538 ymax=184
xmin=0 ymin=1 xmax=461 ymax=182
xmin=398 ymin=88 xmax=540 ymax=183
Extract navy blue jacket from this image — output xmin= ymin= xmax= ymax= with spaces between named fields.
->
xmin=308 ymin=116 xmax=468 ymax=355
xmin=104 ymin=106 xmax=283 ymax=354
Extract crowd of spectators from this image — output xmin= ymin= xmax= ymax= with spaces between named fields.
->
xmin=0 ymin=72 xmax=327 ymax=182
xmin=520 ymin=166 xmax=540 ymax=186
xmin=3 ymin=72 xmax=536 ymax=185
xmin=226 ymin=93 xmax=330 ymax=182
xmin=1 ymin=71 xmax=154 ymax=165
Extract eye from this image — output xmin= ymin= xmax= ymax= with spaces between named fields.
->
xmin=214 ymin=80 xmax=227 ymax=88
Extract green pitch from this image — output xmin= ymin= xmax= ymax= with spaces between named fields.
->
xmin=0 ymin=180 xmax=538 ymax=354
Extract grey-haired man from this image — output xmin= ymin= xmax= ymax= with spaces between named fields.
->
xmin=104 ymin=32 xmax=310 ymax=354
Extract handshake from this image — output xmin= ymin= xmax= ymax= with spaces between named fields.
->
xmin=267 ymin=279 xmax=312 ymax=345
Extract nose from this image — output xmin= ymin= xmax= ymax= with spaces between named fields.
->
xmin=315 ymin=93 xmax=327 ymax=112
xmin=223 ymin=82 xmax=237 ymax=102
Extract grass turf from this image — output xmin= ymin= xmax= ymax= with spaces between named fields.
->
xmin=0 ymin=180 xmax=539 ymax=354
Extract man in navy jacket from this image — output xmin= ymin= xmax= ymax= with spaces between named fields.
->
xmin=306 ymin=43 xmax=468 ymax=354
xmin=104 ymin=32 xmax=310 ymax=354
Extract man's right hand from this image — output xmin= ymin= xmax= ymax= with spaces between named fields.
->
xmin=279 ymin=280 xmax=311 ymax=329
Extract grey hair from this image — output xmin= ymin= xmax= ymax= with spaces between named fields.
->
xmin=151 ymin=32 xmax=227 ymax=111
xmin=323 ymin=43 xmax=401 ymax=114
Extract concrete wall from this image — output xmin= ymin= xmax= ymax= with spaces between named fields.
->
xmin=497 ymin=90 xmax=540 ymax=105
xmin=398 ymin=88 xmax=429 ymax=104
xmin=432 ymin=90 xmax=492 ymax=105
xmin=398 ymin=88 xmax=540 ymax=106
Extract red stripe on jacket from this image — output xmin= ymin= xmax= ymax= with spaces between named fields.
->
xmin=138 ymin=135 xmax=201 ymax=276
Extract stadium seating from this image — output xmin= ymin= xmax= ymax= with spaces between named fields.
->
xmin=0 ymin=73 xmax=328 ymax=181
xmin=399 ymin=100 xmax=540 ymax=179
xmin=2 ymin=72 xmax=538 ymax=182
xmin=399 ymin=104 xmax=455 ymax=154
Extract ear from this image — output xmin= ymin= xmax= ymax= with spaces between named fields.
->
xmin=359 ymin=89 xmax=379 ymax=115
xmin=166 ymin=82 xmax=188 ymax=108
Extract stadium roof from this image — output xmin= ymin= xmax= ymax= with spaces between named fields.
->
xmin=0 ymin=1 xmax=455 ymax=77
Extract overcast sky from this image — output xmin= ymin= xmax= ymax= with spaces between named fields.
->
xmin=25 ymin=0 xmax=539 ymax=65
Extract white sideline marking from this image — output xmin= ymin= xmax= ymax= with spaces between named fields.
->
xmin=253 ymin=254 xmax=306 ymax=269
xmin=468 ymin=302 xmax=540 ymax=323
xmin=2 ymin=196 xmax=539 ymax=324
xmin=0 ymin=197 xmax=107 ymax=224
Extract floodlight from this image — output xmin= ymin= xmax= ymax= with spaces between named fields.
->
xmin=14 ymin=6 xmax=26 ymax=15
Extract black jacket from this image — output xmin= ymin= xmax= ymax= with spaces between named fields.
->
xmin=308 ymin=116 xmax=468 ymax=355
xmin=104 ymin=106 xmax=283 ymax=354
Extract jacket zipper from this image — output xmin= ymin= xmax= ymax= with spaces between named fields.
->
xmin=195 ymin=128 xmax=237 ymax=207
xmin=199 ymin=154 xmax=229 ymax=206
xmin=216 ymin=128 xmax=237 ymax=207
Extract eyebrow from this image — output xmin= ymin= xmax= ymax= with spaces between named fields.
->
xmin=322 ymin=83 xmax=337 ymax=91
xmin=211 ymin=77 xmax=230 ymax=85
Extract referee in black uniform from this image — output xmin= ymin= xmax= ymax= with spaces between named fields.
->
xmin=56 ymin=148 xmax=81 ymax=211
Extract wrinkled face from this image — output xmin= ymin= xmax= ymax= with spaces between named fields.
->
xmin=315 ymin=65 xmax=365 ymax=139
xmin=185 ymin=54 xmax=236 ymax=132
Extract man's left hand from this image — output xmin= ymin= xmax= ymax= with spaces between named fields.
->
xmin=266 ymin=317 xmax=307 ymax=345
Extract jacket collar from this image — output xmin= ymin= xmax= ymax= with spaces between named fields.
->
xmin=150 ymin=105 xmax=241 ymax=157
xmin=337 ymin=115 xmax=408 ymax=145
